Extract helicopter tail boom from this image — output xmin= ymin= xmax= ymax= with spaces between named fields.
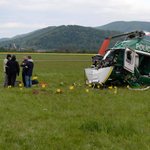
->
xmin=98 ymin=38 xmax=111 ymax=55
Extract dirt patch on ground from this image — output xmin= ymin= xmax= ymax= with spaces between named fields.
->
xmin=56 ymin=90 xmax=62 ymax=94
xmin=32 ymin=89 xmax=40 ymax=95
xmin=39 ymin=89 xmax=44 ymax=91
xmin=32 ymin=89 xmax=51 ymax=96
xmin=44 ymin=92 xmax=51 ymax=95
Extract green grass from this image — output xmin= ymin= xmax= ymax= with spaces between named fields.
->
xmin=0 ymin=53 xmax=150 ymax=150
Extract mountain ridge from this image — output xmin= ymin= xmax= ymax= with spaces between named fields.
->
xmin=95 ymin=21 xmax=150 ymax=32
xmin=0 ymin=25 xmax=123 ymax=50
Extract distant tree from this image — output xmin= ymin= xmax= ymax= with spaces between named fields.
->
xmin=81 ymin=49 xmax=86 ymax=53
xmin=77 ymin=50 xmax=81 ymax=53
xmin=9 ymin=43 xmax=12 ymax=48
xmin=65 ymin=49 xmax=70 ymax=53
xmin=16 ymin=44 xmax=20 ymax=49
xmin=0 ymin=47 xmax=4 ymax=52
xmin=53 ymin=49 xmax=60 ymax=53
xmin=26 ymin=48 xmax=35 ymax=52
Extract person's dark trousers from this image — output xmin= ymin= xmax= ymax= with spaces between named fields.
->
xmin=22 ymin=72 xmax=26 ymax=87
xmin=8 ymin=74 xmax=16 ymax=87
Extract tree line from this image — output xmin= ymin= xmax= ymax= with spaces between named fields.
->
xmin=0 ymin=47 xmax=35 ymax=52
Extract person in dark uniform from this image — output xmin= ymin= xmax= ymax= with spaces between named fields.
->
xmin=6 ymin=55 xmax=20 ymax=87
xmin=21 ymin=55 xmax=28 ymax=87
xmin=25 ymin=56 xmax=34 ymax=88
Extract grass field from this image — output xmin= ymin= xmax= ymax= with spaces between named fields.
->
xmin=0 ymin=53 xmax=150 ymax=150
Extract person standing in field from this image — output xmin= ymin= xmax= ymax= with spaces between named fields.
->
xmin=20 ymin=55 xmax=28 ymax=87
xmin=2 ymin=54 xmax=11 ymax=88
xmin=6 ymin=55 xmax=20 ymax=87
xmin=25 ymin=56 xmax=34 ymax=88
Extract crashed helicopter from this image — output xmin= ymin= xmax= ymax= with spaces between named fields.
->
xmin=84 ymin=30 xmax=150 ymax=87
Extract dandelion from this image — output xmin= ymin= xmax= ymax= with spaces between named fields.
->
xmin=20 ymin=88 xmax=23 ymax=90
xmin=86 ymin=89 xmax=89 ymax=92
xmin=97 ymin=85 xmax=100 ymax=88
xmin=70 ymin=86 xmax=74 ymax=90
xmin=114 ymin=90 xmax=117 ymax=94
xmin=114 ymin=86 xmax=117 ymax=89
xmin=19 ymin=83 xmax=22 ymax=87
xmin=57 ymin=89 xmax=61 ymax=93
xmin=108 ymin=86 xmax=113 ymax=89
xmin=88 ymin=84 xmax=92 ymax=87
xmin=127 ymin=85 xmax=129 ymax=89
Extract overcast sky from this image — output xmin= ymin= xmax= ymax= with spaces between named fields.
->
xmin=0 ymin=0 xmax=150 ymax=38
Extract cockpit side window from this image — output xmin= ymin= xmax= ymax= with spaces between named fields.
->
xmin=126 ymin=51 xmax=133 ymax=64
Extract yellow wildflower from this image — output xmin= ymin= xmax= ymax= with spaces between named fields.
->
xmin=97 ymin=85 xmax=100 ymax=88
xmin=19 ymin=83 xmax=22 ymax=87
xmin=127 ymin=85 xmax=129 ymax=89
xmin=20 ymin=88 xmax=23 ymax=90
xmin=114 ymin=90 xmax=117 ymax=94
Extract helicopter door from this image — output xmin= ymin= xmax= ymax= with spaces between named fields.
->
xmin=124 ymin=46 xmax=136 ymax=73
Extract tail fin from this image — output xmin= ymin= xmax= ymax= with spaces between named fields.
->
xmin=98 ymin=38 xmax=111 ymax=55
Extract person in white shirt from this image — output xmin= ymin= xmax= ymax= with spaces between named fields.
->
xmin=2 ymin=54 xmax=11 ymax=88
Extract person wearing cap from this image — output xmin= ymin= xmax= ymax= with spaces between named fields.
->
xmin=2 ymin=54 xmax=11 ymax=88
xmin=6 ymin=55 xmax=20 ymax=87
